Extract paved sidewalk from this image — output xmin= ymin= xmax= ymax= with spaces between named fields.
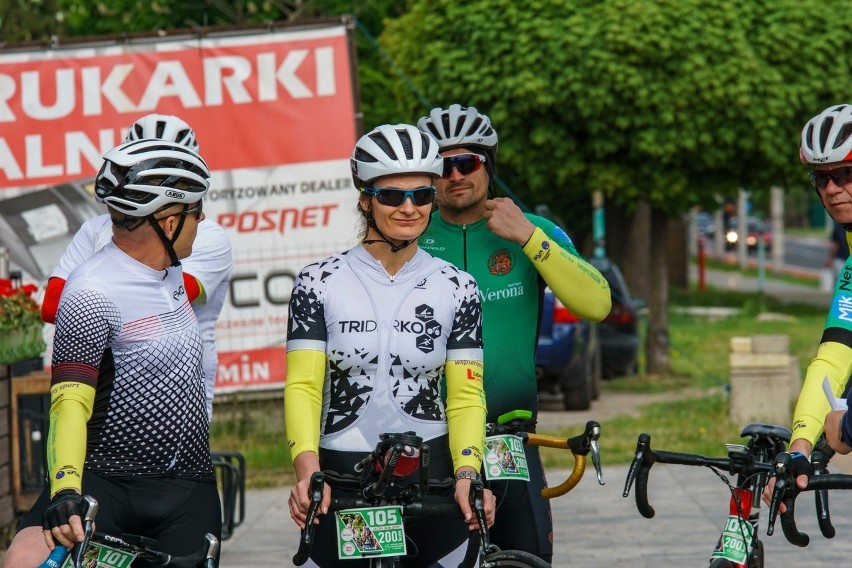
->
xmin=221 ymin=464 xmax=852 ymax=566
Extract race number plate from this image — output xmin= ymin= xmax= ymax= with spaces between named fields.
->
xmin=336 ymin=505 xmax=406 ymax=560
xmin=710 ymin=514 xmax=754 ymax=565
xmin=484 ymin=434 xmax=530 ymax=481
xmin=61 ymin=542 xmax=137 ymax=568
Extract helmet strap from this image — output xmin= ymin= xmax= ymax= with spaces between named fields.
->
xmin=363 ymin=217 xmax=414 ymax=253
xmin=147 ymin=212 xmax=183 ymax=267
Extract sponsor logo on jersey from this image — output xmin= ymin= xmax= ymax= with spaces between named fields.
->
xmin=488 ymin=249 xmax=513 ymax=276
xmin=835 ymin=294 xmax=852 ymax=323
xmin=479 ymin=283 xmax=524 ymax=303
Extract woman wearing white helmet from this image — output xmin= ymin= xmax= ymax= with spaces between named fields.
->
xmin=285 ymin=124 xmax=493 ymax=567
xmin=6 ymin=139 xmax=220 ymax=567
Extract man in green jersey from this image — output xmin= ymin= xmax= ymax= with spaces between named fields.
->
xmin=417 ymin=104 xmax=611 ymax=563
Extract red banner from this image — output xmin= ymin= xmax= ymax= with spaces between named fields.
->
xmin=1 ymin=24 xmax=361 ymax=391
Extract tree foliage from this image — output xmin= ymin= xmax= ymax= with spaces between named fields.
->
xmin=380 ymin=0 xmax=852 ymax=218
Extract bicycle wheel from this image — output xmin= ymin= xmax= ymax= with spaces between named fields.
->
xmin=482 ymin=549 xmax=551 ymax=568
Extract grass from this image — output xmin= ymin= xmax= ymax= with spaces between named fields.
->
xmin=210 ymin=287 xmax=828 ymax=485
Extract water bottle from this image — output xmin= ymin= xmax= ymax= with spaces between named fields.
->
xmin=38 ymin=545 xmax=68 ymax=568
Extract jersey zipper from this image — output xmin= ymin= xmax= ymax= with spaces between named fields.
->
xmin=462 ymin=224 xmax=468 ymax=271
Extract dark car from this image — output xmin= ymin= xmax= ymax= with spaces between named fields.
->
xmin=535 ymin=288 xmax=601 ymax=411
xmin=724 ymin=216 xmax=772 ymax=251
xmin=589 ymin=257 xmax=641 ymax=378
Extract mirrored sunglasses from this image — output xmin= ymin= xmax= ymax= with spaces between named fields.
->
xmin=362 ymin=186 xmax=436 ymax=207
xmin=809 ymin=166 xmax=852 ymax=190
xmin=441 ymin=154 xmax=486 ymax=179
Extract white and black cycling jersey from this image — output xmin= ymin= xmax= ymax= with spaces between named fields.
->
xmin=287 ymin=245 xmax=483 ymax=454
xmin=52 ymin=241 xmax=213 ymax=480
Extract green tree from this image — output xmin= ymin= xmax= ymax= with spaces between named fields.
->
xmin=380 ymin=0 xmax=852 ymax=374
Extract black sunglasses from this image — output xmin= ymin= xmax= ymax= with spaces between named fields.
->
xmin=809 ymin=167 xmax=852 ymax=190
xmin=362 ymin=186 xmax=436 ymax=207
xmin=442 ymin=154 xmax=486 ymax=179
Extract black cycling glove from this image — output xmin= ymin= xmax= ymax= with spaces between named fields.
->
xmin=42 ymin=489 xmax=83 ymax=531
xmin=788 ymin=451 xmax=814 ymax=478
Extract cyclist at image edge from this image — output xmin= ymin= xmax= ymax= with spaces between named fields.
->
xmin=764 ymin=103 xmax=852 ymax=508
xmin=40 ymin=113 xmax=234 ymax=421
xmin=417 ymin=104 xmax=612 ymax=563
xmin=4 ymin=140 xmax=221 ymax=568
xmin=285 ymin=123 xmax=494 ymax=567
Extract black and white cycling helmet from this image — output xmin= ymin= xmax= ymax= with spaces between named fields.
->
xmin=124 ymin=113 xmax=199 ymax=152
xmin=350 ymin=124 xmax=443 ymax=188
xmin=800 ymin=104 xmax=852 ymax=165
xmin=417 ymin=104 xmax=498 ymax=155
xmin=95 ymin=139 xmax=210 ymax=217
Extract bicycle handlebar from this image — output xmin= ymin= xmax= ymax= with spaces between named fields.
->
xmin=488 ymin=418 xmax=605 ymax=495
xmin=622 ymin=432 xmax=776 ymax=519
xmin=766 ymin=451 xmax=852 ymax=548
xmin=39 ymin=495 xmax=218 ymax=568
xmin=293 ymin=470 xmax=482 ymax=567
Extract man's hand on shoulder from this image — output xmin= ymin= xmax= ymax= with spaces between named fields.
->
xmin=484 ymin=198 xmax=535 ymax=245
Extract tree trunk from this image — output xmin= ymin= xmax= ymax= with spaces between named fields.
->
xmin=606 ymin=200 xmax=650 ymax=301
xmin=645 ymin=206 xmax=670 ymax=375
xmin=667 ymin=214 xmax=688 ymax=289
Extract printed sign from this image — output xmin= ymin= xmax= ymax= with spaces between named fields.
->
xmin=0 ymin=23 xmax=361 ymax=391
xmin=484 ymin=434 xmax=530 ymax=481
xmin=710 ymin=514 xmax=754 ymax=565
xmin=336 ymin=506 xmax=406 ymax=560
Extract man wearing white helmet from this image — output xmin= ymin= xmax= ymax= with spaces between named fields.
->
xmin=6 ymin=140 xmax=221 ymax=567
xmin=285 ymin=123 xmax=493 ymax=566
xmin=41 ymin=113 xmax=233 ymax=421
xmin=418 ymin=104 xmax=611 ymax=562
xmin=763 ymin=104 xmax=852 ymax=509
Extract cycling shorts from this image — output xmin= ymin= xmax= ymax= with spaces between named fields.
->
xmin=308 ymin=434 xmax=471 ymax=567
xmin=488 ymin=444 xmax=553 ymax=563
xmin=19 ymin=472 xmax=221 ymax=568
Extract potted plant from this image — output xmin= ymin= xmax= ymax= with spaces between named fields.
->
xmin=0 ymin=280 xmax=45 ymax=365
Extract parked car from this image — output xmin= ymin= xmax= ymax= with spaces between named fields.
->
xmin=589 ymin=256 xmax=641 ymax=379
xmin=535 ymin=288 xmax=601 ymax=411
xmin=724 ymin=216 xmax=773 ymax=251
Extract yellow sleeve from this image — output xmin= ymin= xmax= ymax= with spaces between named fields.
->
xmin=792 ymin=341 xmax=852 ymax=446
xmin=444 ymin=359 xmax=486 ymax=472
xmin=522 ymin=227 xmax=612 ymax=322
xmin=48 ymin=381 xmax=95 ymax=497
xmin=284 ymin=348 xmax=327 ymax=463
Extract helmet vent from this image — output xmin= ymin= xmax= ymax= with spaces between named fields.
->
xmin=835 ymin=123 xmax=852 ymax=150
xmin=819 ymin=116 xmax=835 ymax=151
xmin=369 ymin=132 xmax=398 ymax=160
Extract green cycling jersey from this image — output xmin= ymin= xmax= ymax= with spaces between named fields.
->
xmin=421 ymin=211 xmax=610 ymax=422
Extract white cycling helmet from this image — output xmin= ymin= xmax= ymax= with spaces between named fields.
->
xmin=417 ymin=104 xmax=498 ymax=154
xmin=124 ymin=113 xmax=199 ymax=152
xmin=800 ymin=104 xmax=852 ymax=165
xmin=350 ymin=124 xmax=443 ymax=188
xmin=95 ymin=139 xmax=210 ymax=217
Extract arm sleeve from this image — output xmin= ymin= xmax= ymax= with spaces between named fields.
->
xmin=521 ymin=222 xmax=612 ymax=322
xmin=47 ymin=381 xmax=95 ymax=497
xmin=284 ymin=349 xmax=327 ymax=462
xmin=181 ymin=221 xmax=234 ymax=306
xmin=40 ymin=277 xmax=66 ymax=324
xmin=444 ymin=359 xmax=486 ymax=471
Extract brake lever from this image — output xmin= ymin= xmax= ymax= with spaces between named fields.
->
xmin=72 ymin=496 xmax=98 ymax=568
xmin=766 ymin=453 xmax=791 ymax=536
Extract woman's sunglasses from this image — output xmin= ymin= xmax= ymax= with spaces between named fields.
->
xmin=809 ymin=166 xmax=852 ymax=190
xmin=361 ymin=186 xmax=436 ymax=207
xmin=442 ymin=154 xmax=486 ymax=178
